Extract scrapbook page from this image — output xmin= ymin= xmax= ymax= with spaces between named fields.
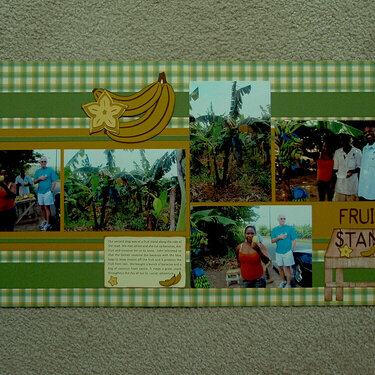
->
xmin=0 ymin=61 xmax=374 ymax=306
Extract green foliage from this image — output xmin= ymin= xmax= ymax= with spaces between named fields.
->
xmin=190 ymin=82 xmax=271 ymax=200
xmin=151 ymin=190 xmax=169 ymax=220
xmin=294 ymin=224 xmax=312 ymax=239
xmin=0 ymin=150 xmax=42 ymax=180
xmin=190 ymin=206 xmax=258 ymax=258
xmin=65 ymin=150 xmax=185 ymax=231
xmin=257 ymin=225 xmax=271 ymax=237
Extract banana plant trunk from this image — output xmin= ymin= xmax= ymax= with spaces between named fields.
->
xmin=176 ymin=150 xmax=186 ymax=231
xmin=145 ymin=193 xmax=154 ymax=231
xmin=169 ymin=186 xmax=176 ymax=231
xmin=212 ymin=150 xmax=222 ymax=187
xmin=221 ymin=141 xmax=231 ymax=187
xmin=99 ymin=185 xmax=110 ymax=229
xmin=92 ymin=201 xmax=99 ymax=230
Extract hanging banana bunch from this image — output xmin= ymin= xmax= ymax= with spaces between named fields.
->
xmin=276 ymin=121 xmax=304 ymax=168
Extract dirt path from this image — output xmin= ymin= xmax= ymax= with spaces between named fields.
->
xmin=276 ymin=173 xmax=320 ymax=201
xmin=205 ymin=266 xmax=283 ymax=288
xmin=191 ymin=180 xmax=270 ymax=202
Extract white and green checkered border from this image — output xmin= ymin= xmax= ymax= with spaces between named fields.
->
xmin=1 ymin=117 xmax=371 ymax=129
xmin=0 ymin=117 xmax=188 ymax=129
xmin=0 ymin=251 xmax=103 ymax=263
xmin=0 ymin=287 xmax=373 ymax=307
xmin=313 ymin=251 xmax=325 ymax=262
xmin=0 ymin=61 xmax=374 ymax=92
xmin=0 ymin=250 xmax=323 ymax=263
xmin=0 ymin=250 xmax=324 ymax=263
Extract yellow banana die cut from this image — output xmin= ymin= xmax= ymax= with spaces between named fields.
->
xmin=159 ymin=272 xmax=182 ymax=287
xmin=83 ymin=72 xmax=175 ymax=143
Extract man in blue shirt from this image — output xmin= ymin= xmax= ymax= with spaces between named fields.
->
xmin=33 ymin=156 xmax=58 ymax=231
xmin=271 ymin=214 xmax=298 ymax=288
xmin=358 ymin=125 xmax=375 ymax=201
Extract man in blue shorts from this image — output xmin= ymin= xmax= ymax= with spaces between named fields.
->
xmin=271 ymin=214 xmax=298 ymax=288
xmin=33 ymin=156 xmax=58 ymax=231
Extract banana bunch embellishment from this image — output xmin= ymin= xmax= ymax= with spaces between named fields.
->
xmin=159 ymin=272 xmax=182 ymax=287
xmin=82 ymin=72 xmax=175 ymax=143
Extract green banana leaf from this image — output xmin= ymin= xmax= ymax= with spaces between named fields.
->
xmin=303 ymin=120 xmax=363 ymax=137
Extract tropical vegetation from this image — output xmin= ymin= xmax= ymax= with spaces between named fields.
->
xmin=190 ymin=82 xmax=271 ymax=202
xmin=64 ymin=149 xmax=186 ymax=231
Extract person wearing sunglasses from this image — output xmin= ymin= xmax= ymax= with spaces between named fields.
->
xmin=271 ymin=214 xmax=298 ymax=288
xmin=33 ymin=156 xmax=58 ymax=231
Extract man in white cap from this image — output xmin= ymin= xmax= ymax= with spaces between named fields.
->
xmin=271 ymin=214 xmax=298 ymax=288
xmin=33 ymin=156 xmax=58 ymax=231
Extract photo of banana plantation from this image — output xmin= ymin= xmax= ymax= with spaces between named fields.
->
xmin=190 ymin=81 xmax=271 ymax=202
xmin=64 ymin=149 xmax=186 ymax=231
xmin=275 ymin=120 xmax=372 ymax=201
xmin=190 ymin=205 xmax=312 ymax=289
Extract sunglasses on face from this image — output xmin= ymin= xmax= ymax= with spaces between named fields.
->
xmin=279 ymin=218 xmax=286 ymax=220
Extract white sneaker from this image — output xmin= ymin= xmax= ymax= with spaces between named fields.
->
xmin=39 ymin=220 xmax=47 ymax=230
xmin=285 ymin=285 xmax=292 ymax=288
xmin=42 ymin=223 xmax=52 ymax=231
xmin=278 ymin=281 xmax=287 ymax=288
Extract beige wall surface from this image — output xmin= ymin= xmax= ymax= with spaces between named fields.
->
xmin=1 ymin=1 xmax=375 ymax=374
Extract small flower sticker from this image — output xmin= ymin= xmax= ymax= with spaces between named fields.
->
xmin=82 ymin=90 xmax=127 ymax=135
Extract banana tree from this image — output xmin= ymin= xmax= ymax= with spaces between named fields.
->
xmin=190 ymin=208 xmax=236 ymax=268
xmin=191 ymin=82 xmax=270 ymax=188
xmin=116 ymin=150 xmax=185 ymax=231
xmin=65 ymin=150 xmax=121 ymax=230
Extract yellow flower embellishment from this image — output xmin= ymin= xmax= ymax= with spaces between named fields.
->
xmin=82 ymin=90 xmax=127 ymax=135
xmin=338 ymin=243 xmax=353 ymax=258
xmin=108 ymin=276 xmax=118 ymax=286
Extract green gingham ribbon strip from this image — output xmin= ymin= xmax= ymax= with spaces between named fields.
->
xmin=313 ymin=251 xmax=325 ymax=262
xmin=0 ymin=61 xmax=374 ymax=92
xmin=0 ymin=288 xmax=373 ymax=307
xmin=0 ymin=250 xmax=324 ymax=263
xmin=0 ymin=251 xmax=103 ymax=263
xmin=1 ymin=62 xmax=374 ymax=128
xmin=0 ymin=117 xmax=188 ymax=129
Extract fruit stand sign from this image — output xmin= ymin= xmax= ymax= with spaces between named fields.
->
xmin=325 ymin=228 xmax=375 ymax=301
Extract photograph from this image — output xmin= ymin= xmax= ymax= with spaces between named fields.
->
xmin=64 ymin=149 xmax=186 ymax=231
xmin=275 ymin=120 xmax=375 ymax=202
xmin=190 ymin=205 xmax=312 ymax=288
xmin=189 ymin=81 xmax=271 ymax=202
xmin=0 ymin=150 xmax=61 ymax=232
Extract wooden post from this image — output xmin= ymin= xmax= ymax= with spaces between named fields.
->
xmin=336 ymin=268 xmax=344 ymax=301
xmin=325 ymin=268 xmax=333 ymax=301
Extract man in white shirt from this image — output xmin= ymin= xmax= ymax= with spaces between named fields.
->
xmin=15 ymin=169 xmax=32 ymax=196
xmin=332 ymin=134 xmax=362 ymax=201
xmin=358 ymin=125 xmax=375 ymax=201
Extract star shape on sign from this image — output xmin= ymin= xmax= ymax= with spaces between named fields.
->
xmin=108 ymin=276 xmax=118 ymax=286
xmin=82 ymin=90 xmax=127 ymax=135
xmin=338 ymin=243 xmax=353 ymax=258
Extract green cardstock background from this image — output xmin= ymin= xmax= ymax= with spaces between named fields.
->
xmin=0 ymin=61 xmax=374 ymax=306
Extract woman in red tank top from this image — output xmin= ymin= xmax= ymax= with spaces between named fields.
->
xmin=317 ymin=142 xmax=334 ymax=201
xmin=0 ymin=170 xmax=17 ymax=231
xmin=235 ymin=226 xmax=270 ymax=288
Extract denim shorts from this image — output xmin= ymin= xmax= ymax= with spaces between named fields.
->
xmin=37 ymin=191 xmax=54 ymax=206
xmin=242 ymin=275 xmax=266 ymax=288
